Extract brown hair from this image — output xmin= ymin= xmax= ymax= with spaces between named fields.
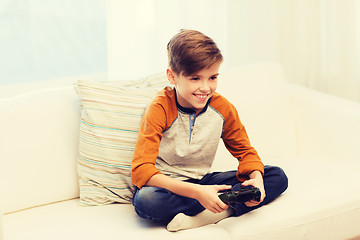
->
xmin=167 ymin=29 xmax=223 ymax=77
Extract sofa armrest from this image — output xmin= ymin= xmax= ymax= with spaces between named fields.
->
xmin=288 ymin=84 xmax=360 ymax=162
xmin=0 ymin=210 xmax=3 ymax=240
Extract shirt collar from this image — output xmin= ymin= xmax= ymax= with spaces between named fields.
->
xmin=174 ymin=88 xmax=211 ymax=115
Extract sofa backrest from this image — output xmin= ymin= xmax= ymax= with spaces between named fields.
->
xmin=0 ymin=62 xmax=297 ymax=213
xmin=215 ymin=62 xmax=297 ymax=165
xmin=0 ymin=86 xmax=80 ymax=214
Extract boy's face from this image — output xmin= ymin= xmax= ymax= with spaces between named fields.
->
xmin=167 ymin=63 xmax=220 ymax=115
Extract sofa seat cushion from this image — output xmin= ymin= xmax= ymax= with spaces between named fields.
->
xmin=2 ymin=199 xmax=231 ymax=240
xmin=3 ymin=154 xmax=359 ymax=240
xmin=216 ymin=154 xmax=360 ymax=240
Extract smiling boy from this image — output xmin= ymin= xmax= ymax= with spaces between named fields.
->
xmin=131 ymin=29 xmax=288 ymax=231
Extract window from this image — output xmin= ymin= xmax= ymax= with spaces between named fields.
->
xmin=0 ymin=0 xmax=107 ymax=85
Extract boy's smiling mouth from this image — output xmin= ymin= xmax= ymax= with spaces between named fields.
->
xmin=193 ymin=94 xmax=209 ymax=101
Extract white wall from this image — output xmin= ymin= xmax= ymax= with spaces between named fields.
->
xmin=227 ymin=1 xmax=282 ymax=67
xmin=107 ymin=0 xmax=228 ymax=81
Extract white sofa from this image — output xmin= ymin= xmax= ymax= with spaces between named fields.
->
xmin=1 ymin=62 xmax=359 ymax=240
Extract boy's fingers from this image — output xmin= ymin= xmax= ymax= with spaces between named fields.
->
xmin=217 ymin=185 xmax=232 ymax=190
xmin=241 ymin=180 xmax=253 ymax=186
xmin=215 ymin=201 xmax=228 ymax=211
xmin=245 ymin=200 xmax=260 ymax=207
xmin=217 ymin=195 xmax=229 ymax=209
xmin=220 ymin=202 xmax=229 ymax=210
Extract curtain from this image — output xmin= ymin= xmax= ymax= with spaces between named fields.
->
xmin=107 ymin=0 xmax=360 ymax=102
xmin=278 ymin=0 xmax=360 ymax=102
xmin=227 ymin=0 xmax=360 ymax=102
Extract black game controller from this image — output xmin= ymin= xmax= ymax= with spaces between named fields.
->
xmin=218 ymin=186 xmax=261 ymax=204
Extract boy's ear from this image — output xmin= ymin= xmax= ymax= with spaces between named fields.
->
xmin=166 ymin=68 xmax=176 ymax=85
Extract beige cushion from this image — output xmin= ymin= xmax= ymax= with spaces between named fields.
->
xmin=74 ymin=74 xmax=169 ymax=205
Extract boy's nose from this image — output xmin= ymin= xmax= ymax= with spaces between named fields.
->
xmin=199 ymin=80 xmax=210 ymax=92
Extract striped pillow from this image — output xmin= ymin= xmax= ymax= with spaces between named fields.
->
xmin=74 ymin=73 xmax=168 ymax=206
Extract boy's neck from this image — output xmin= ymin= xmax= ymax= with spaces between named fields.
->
xmin=173 ymin=88 xmax=211 ymax=115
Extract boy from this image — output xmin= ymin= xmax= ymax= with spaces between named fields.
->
xmin=131 ymin=29 xmax=288 ymax=231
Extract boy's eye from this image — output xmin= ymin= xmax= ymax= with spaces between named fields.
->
xmin=210 ymin=76 xmax=218 ymax=80
xmin=191 ymin=77 xmax=200 ymax=81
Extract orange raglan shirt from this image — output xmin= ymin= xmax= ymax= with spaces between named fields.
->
xmin=131 ymin=86 xmax=264 ymax=189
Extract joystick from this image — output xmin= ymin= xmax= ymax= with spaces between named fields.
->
xmin=218 ymin=186 xmax=261 ymax=204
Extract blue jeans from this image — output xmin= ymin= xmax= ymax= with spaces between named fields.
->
xmin=132 ymin=165 xmax=288 ymax=223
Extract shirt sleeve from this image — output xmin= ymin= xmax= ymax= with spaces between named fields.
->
xmin=217 ymin=96 xmax=265 ymax=181
xmin=131 ymin=87 xmax=180 ymax=188
xmin=130 ymin=100 xmax=166 ymax=189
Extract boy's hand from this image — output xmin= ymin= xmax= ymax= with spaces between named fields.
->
xmin=241 ymin=171 xmax=266 ymax=207
xmin=194 ymin=184 xmax=232 ymax=214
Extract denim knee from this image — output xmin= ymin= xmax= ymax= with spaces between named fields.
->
xmin=132 ymin=186 xmax=204 ymax=222
xmin=279 ymin=167 xmax=288 ymax=193
xmin=264 ymin=165 xmax=289 ymax=199
xmin=132 ymin=187 xmax=174 ymax=221
xmin=269 ymin=165 xmax=288 ymax=194
xmin=133 ymin=187 xmax=166 ymax=218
